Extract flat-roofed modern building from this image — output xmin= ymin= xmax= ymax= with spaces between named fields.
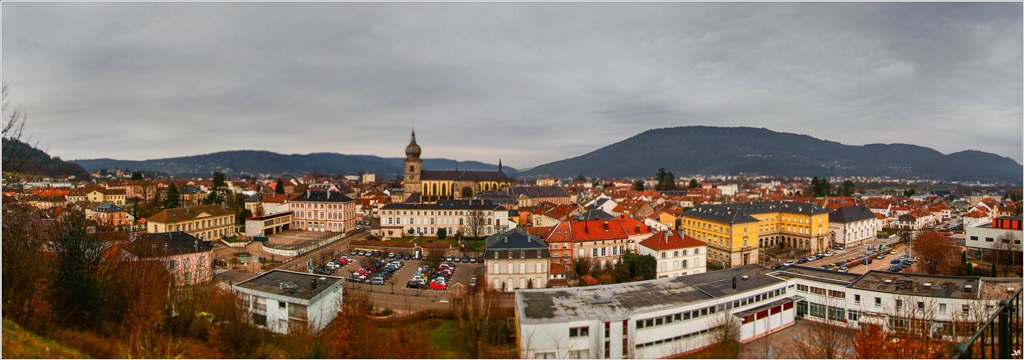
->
xmin=516 ymin=266 xmax=795 ymax=359
xmin=516 ymin=265 xmax=1017 ymax=359
xmin=966 ymin=216 xmax=1022 ymax=253
xmin=233 ymin=270 xmax=344 ymax=335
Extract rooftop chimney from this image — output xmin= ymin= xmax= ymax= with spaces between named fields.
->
xmin=311 ymin=279 xmax=317 ymax=290
xmin=603 ymin=221 xmax=609 ymax=231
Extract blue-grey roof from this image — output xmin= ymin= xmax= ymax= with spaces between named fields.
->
xmin=684 ymin=201 xmax=828 ymax=224
xmin=577 ymin=208 xmax=616 ymax=221
xmin=484 ymin=228 xmax=550 ymax=259
xmin=127 ymin=231 xmax=214 ymax=257
xmin=291 ymin=190 xmax=354 ymax=203
xmin=829 ymin=205 xmax=877 ymax=223
xmin=382 ymin=199 xmax=507 ymax=211
xmin=92 ymin=202 xmax=124 ymax=213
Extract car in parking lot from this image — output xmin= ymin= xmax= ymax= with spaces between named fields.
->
xmin=836 ymin=267 xmax=849 ymax=273
xmin=890 ymin=249 xmax=898 ymax=255
xmin=797 ymin=258 xmax=809 ymax=264
xmin=876 ymin=254 xmax=887 ymax=260
xmin=770 ymin=264 xmax=783 ymax=270
xmin=429 ymin=281 xmax=448 ymax=291
xmin=783 ymin=260 xmax=796 ymax=266
xmin=369 ymin=277 xmax=385 ymax=286
xmin=823 ymin=251 xmax=834 ymax=257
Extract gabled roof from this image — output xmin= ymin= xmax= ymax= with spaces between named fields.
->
xmin=568 ymin=219 xmax=628 ymax=242
xmin=125 ymin=232 xmax=214 ymax=257
xmin=638 ymin=230 xmax=705 ymax=252
xmin=485 ymin=228 xmax=548 ymax=250
xmin=148 ymin=204 xmax=234 ymax=223
xmin=291 ymin=190 xmax=354 ymax=203
xmin=92 ymin=202 xmax=125 ymax=213
xmin=829 ymin=205 xmax=877 ymax=223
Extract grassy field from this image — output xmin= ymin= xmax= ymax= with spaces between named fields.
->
xmin=429 ymin=319 xmax=458 ymax=358
xmin=2 ymin=318 xmax=89 ymax=359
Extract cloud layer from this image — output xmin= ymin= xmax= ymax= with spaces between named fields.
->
xmin=3 ymin=3 xmax=1021 ymax=168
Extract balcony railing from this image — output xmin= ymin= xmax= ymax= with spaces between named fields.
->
xmin=953 ymin=288 xmax=1022 ymax=359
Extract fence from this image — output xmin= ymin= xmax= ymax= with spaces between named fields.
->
xmin=952 ymin=287 xmax=1022 ymax=358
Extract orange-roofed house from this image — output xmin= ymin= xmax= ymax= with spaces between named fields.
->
xmin=569 ymin=219 xmax=630 ymax=269
xmin=638 ymin=230 xmax=707 ymax=278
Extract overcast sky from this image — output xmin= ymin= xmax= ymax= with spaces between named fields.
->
xmin=3 ymin=3 xmax=1022 ymax=169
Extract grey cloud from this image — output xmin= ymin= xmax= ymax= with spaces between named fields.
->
xmin=2 ymin=2 xmax=1021 ymax=169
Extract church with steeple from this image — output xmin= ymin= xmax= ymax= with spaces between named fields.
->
xmin=402 ymin=130 xmax=511 ymax=203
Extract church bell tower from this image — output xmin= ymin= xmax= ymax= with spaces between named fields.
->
xmin=403 ymin=129 xmax=423 ymax=197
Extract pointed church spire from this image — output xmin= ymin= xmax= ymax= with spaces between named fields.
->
xmin=498 ymin=158 xmax=503 ymax=173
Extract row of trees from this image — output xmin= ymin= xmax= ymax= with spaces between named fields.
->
xmin=571 ymin=253 xmax=657 ymax=285
xmin=809 ymin=176 xmax=857 ymax=197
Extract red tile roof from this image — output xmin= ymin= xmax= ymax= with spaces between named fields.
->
xmin=638 ymin=230 xmax=705 ymax=251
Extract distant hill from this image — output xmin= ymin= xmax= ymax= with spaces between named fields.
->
xmin=522 ymin=126 xmax=1022 ymax=183
xmin=1 ymin=138 xmax=92 ymax=180
xmin=72 ymin=151 xmax=516 ymax=178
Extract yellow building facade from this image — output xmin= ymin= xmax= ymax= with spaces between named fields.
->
xmin=681 ymin=201 xmax=830 ymax=268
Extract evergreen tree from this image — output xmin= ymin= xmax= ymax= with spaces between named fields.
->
xmin=633 ymin=180 xmax=645 ymax=191
xmin=275 ymin=178 xmax=285 ymax=194
xmin=688 ymin=178 xmax=699 ymax=189
xmin=437 ymin=228 xmax=447 ymax=240
xmin=665 ymin=172 xmax=678 ymax=190
xmin=162 ymin=183 xmax=181 ymax=209
xmin=840 ymin=180 xmax=856 ymax=196
xmin=130 ymin=171 xmax=143 ymax=180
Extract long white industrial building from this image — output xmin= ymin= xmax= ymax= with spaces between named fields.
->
xmin=515 ymin=265 xmax=1019 ymax=359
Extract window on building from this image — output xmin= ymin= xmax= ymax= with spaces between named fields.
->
xmin=875 ymin=297 xmax=882 ymax=307
xmin=854 ymin=294 xmax=861 ymax=304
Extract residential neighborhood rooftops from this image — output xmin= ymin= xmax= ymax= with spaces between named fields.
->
xmin=638 ymin=230 xmax=704 ymax=251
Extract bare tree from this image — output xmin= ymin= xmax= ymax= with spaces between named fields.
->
xmin=704 ymin=309 xmax=742 ymax=358
xmin=992 ymin=231 xmax=1022 ymax=277
xmin=451 ymin=289 xmax=499 ymax=358
xmin=795 ymin=292 xmax=851 ymax=359
xmin=465 ymin=209 xmax=486 ymax=238
xmin=2 ymin=83 xmax=34 ymax=191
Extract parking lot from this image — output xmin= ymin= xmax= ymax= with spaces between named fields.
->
xmin=315 ymin=250 xmax=484 ymax=311
xmin=772 ymin=238 xmax=922 ymax=275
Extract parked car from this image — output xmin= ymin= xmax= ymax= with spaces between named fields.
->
xmin=837 ymin=267 xmax=849 ymax=273
xmin=430 ymin=281 xmax=448 ymax=291
xmin=462 ymin=256 xmax=470 ymax=263
xmin=797 ymin=258 xmax=809 ymax=264
xmin=403 ymin=253 xmax=412 ymax=260
xmin=369 ymin=277 xmax=385 ymax=286
xmin=783 ymin=260 xmax=796 ymax=266
xmin=824 ymin=251 xmax=834 ymax=257
xmin=890 ymin=249 xmax=898 ymax=255
xmin=453 ymin=256 xmax=461 ymax=263
xmin=770 ymin=264 xmax=783 ymax=270
xmin=876 ymin=254 xmax=887 ymax=260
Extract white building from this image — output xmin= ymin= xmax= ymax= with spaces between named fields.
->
xmin=233 ymin=270 xmax=344 ymax=335
xmin=828 ymin=205 xmax=883 ymax=248
xmin=378 ymin=199 xmax=512 ymax=239
xmin=516 ymin=266 xmax=795 ymax=359
xmin=484 ymin=228 xmax=552 ymax=291
xmin=718 ymin=184 xmax=739 ymax=196
xmin=515 ymin=265 xmax=1014 ymax=359
xmin=966 ymin=216 xmax=1023 ymax=253
xmin=637 ymin=230 xmax=707 ymax=278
